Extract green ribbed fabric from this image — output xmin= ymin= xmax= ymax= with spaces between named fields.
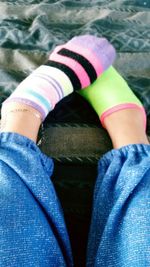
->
xmin=79 ymin=66 xmax=142 ymax=117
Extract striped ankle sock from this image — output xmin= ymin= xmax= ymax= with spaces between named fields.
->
xmin=2 ymin=35 xmax=116 ymax=121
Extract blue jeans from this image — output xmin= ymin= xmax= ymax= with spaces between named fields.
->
xmin=0 ymin=132 xmax=150 ymax=267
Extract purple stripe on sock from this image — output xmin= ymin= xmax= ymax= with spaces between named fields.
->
xmin=32 ymin=73 xmax=64 ymax=99
xmin=4 ymin=97 xmax=46 ymax=121
xmin=48 ymin=75 xmax=64 ymax=98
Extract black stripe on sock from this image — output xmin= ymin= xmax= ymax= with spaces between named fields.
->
xmin=58 ymin=48 xmax=97 ymax=83
xmin=44 ymin=60 xmax=81 ymax=90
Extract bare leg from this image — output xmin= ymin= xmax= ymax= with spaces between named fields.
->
xmin=104 ymin=109 xmax=149 ymax=148
xmin=1 ymin=103 xmax=41 ymax=142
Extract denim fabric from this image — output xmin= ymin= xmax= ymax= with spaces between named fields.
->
xmin=0 ymin=133 xmax=73 ymax=267
xmin=0 ymin=133 xmax=150 ymax=267
xmin=87 ymin=144 xmax=150 ymax=267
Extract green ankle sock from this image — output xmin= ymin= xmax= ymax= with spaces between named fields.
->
xmin=79 ymin=66 xmax=146 ymax=127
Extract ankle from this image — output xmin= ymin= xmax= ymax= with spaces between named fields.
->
xmin=104 ymin=109 xmax=149 ymax=149
xmin=1 ymin=103 xmax=42 ymax=142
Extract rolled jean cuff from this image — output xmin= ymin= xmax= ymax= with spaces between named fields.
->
xmin=0 ymin=132 xmax=53 ymax=175
xmin=98 ymin=143 xmax=150 ymax=168
xmin=87 ymin=143 xmax=150 ymax=267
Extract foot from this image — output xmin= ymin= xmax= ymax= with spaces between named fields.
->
xmin=1 ymin=35 xmax=116 ymax=142
xmin=79 ymin=66 xmax=149 ymax=148
xmin=2 ymin=35 xmax=116 ymax=121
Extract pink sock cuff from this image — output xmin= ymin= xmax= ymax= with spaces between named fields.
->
xmin=100 ymin=103 xmax=147 ymax=130
xmin=49 ymin=53 xmax=91 ymax=88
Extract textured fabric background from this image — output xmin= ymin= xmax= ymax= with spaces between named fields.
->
xmin=0 ymin=0 xmax=150 ymax=112
xmin=0 ymin=1 xmax=150 ymax=266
